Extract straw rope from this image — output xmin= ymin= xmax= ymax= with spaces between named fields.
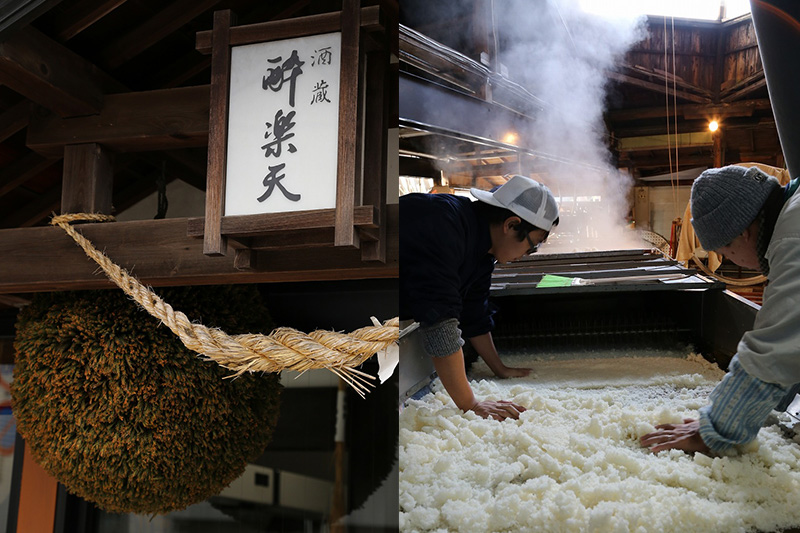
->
xmin=691 ymin=254 xmax=767 ymax=287
xmin=50 ymin=213 xmax=399 ymax=397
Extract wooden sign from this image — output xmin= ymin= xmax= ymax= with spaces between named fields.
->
xmin=225 ymin=32 xmax=341 ymax=216
xmin=196 ymin=2 xmax=390 ymax=266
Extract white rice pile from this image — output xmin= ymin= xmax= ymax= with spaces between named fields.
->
xmin=399 ymin=351 xmax=800 ymax=533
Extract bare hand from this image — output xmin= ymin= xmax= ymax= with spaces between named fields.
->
xmin=469 ymin=400 xmax=526 ymax=421
xmin=639 ymin=418 xmax=710 ymax=454
xmin=494 ymin=365 xmax=532 ymax=379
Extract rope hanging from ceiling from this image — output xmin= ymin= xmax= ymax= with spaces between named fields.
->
xmin=50 ymin=212 xmax=399 ymax=397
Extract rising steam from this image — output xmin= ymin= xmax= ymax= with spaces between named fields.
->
xmin=492 ymin=0 xmax=647 ymax=252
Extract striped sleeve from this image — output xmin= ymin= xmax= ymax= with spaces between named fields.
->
xmin=698 ymin=355 xmax=790 ymax=454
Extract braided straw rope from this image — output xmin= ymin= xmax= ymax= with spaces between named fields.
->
xmin=690 ymin=254 xmax=767 ymax=287
xmin=50 ymin=213 xmax=399 ymax=397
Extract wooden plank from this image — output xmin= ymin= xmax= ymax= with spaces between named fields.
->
xmin=0 ymin=26 xmax=105 ymax=117
xmin=203 ymin=10 xmax=233 ymax=257
xmin=186 ymin=206 xmax=377 ymax=237
xmin=0 ymin=204 xmax=398 ymax=292
xmin=0 ymin=152 xmax=58 ymax=199
xmin=52 ymin=0 xmax=127 ymax=41
xmin=250 ymin=228 xmax=336 ymax=249
xmin=101 ymin=0 xmax=221 ymax=69
xmin=334 ymin=0 xmax=361 ymax=248
xmin=61 ymin=143 xmax=114 ymax=215
xmin=721 ymin=78 xmax=767 ymax=103
xmin=195 ymin=7 xmax=383 ymax=53
xmin=17 ymin=443 xmax=59 ymax=533
xmin=26 ymin=85 xmax=210 ymax=157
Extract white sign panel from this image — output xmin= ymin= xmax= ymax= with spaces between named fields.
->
xmin=225 ymin=32 xmax=341 ymax=216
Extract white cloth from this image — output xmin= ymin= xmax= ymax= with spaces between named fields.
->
xmin=736 ymin=190 xmax=800 ymax=386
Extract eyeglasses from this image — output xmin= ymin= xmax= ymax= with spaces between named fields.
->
xmin=525 ymin=233 xmax=541 ymax=255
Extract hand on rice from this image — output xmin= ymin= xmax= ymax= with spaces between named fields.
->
xmin=640 ymin=418 xmax=710 ymax=454
xmin=469 ymin=399 xmax=526 ymax=421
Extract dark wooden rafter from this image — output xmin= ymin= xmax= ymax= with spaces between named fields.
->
xmin=51 ymin=0 xmax=128 ymax=41
xmin=0 ymin=100 xmax=30 ymax=141
xmin=26 ymin=85 xmax=211 ymax=156
xmin=0 ymin=0 xmax=64 ymax=41
xmin=606 ymin=70 xmax=710 ymax=104
xmin=606 ymin=99 xmax=772 ymax=122
xmin=99 ymin=0 xmax=223 ymax=70
xmin=0 ymin=25 xmax=109 ymax=117
xmin=0 ymin=152 xmax=58 ymax=198
xmin=2 ymin=188 xmax=60 ymax=228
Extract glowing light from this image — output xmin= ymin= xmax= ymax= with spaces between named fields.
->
xmin=709 ymin=120 xmax=719 ymax=132
xmin=502 ymin=132 xmax=519 ymax=145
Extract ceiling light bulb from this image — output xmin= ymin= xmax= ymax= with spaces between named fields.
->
xmin=709 ymin=120 xmax=719 ymax=132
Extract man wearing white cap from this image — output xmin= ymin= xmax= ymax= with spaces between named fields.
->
xmin=400 ymin=175 xmax=560 ymax=421
xmin=641 ymin=165 xmax=800 ymax=454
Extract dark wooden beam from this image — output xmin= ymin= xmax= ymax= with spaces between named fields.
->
xmin=100 ymin=0 xmax=222 ymax=70
xmin=619 ymin=153 xmax=713 ymax=169
xmin=195 ymin=7 xmax=383 ymax=53
xmin=606 ymin=71 xmax=711 ymax=104
xmin=607 ymin=99 xmax=772 ymax=122
xmin=26 ymin=85 xmax=210 ymax=156
xmin=721 ymin=78 xmax=767 ymax=103
xmin=0 ymin=100 xmax=30 ymax=142
xmin=0 ymin=152 xmax=58 ymax=198
xmin=2 ymin=187 xmax=60 ymax=228
xmin=0 ymin=26 xmax=106 ymax=117
xmin=0 ymin=293 xmax=30 ymax=307
xmin=399 ymin=155 xmax=440 ymax=178
xmin=0 ymin=204 xmax=398 ymax=293
xmin=52 ymin=0 xmax=127 ymax=41
xmin=0 ymin=0 xmax=63 ymax=41
xmin=151 ymin=0 xmax=313 ymax=89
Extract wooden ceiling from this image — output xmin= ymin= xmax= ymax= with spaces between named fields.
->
xmin=0 ymin=0 xmax=399 ymax=322
xmin=0 ymin=0 xmax=357 ymax=229
xmin=398 ymin=0 xmax=781 ymax=188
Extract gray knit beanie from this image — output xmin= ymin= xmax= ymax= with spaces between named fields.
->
xmin=690 ymin=165 xmax=780 ymax=251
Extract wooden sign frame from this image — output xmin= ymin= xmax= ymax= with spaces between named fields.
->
xmin=195 ymin=2 xmax=390 ymax=266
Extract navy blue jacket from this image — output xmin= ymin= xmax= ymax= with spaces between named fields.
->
xmin=400 ymin=193 xmax=496 ymax=337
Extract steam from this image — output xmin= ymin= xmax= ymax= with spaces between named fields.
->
xmin=491 ymin=0 xmax=647 ymax=252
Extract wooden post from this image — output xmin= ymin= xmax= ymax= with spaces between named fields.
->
xmin=61 ymin=143 xmax=113 ymax=215
xmin=204 ymin=10 xmax=235 ymax=256
xmin=334 ymin=0 xmax=361 ymax=248
xmin=360 ymin=44 xmax=389 ymax=262
xmin=712 ymin=129 xmax=724 ymax=168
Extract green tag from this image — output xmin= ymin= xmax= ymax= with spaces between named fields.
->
xmin=537 ymin=274 xmax=575 ymax=288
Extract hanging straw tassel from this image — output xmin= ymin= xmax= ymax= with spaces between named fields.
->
xmin=50 ymin=213 xmax=399 ymax=397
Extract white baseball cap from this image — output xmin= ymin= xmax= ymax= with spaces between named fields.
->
xmin=470 ymin=175 xmax=559 ymax=231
